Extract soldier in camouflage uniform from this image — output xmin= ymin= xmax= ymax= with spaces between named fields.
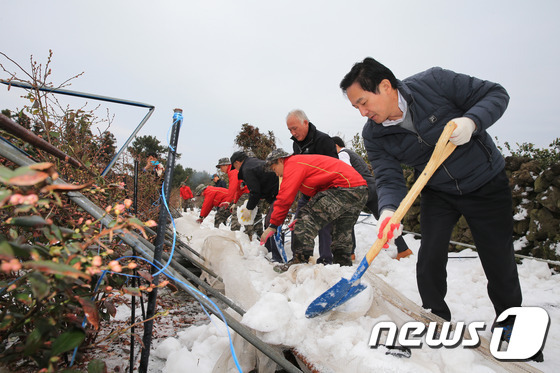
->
xmin=260 ymin=149 xmax=368 ymax=272
xmin=213 ymin=201 xmax=232 ymax=228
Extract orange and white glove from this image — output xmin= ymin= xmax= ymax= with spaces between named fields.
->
xmin=449 ymin=117 xmax=476 ymax=146
xmin=376 ymin=209 xmax=403 ymax=249
xmin=241 ymin=208 xmax=253 ymax=221
xmin=260 ymin=227 xmax=276 ymax=245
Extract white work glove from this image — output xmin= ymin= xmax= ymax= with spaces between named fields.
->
xmin=449 ymin=117 xmax=476 ymax=146
xmin=376 ymin=209 xmax=403 ymax=249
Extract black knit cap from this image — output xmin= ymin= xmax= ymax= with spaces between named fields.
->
xmin=230 ymin=151 xmax=248 ymax=164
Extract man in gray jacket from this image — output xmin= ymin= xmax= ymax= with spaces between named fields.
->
xmin=339 ymin=58 xmax=522 ymax=332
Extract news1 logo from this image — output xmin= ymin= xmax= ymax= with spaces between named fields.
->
xmin=490 ymin=307 xmax=549 ymax=360
xmin=369 ymin=307 xmax=549 ymax=360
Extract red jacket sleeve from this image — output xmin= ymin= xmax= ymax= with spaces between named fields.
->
xmin=186 ymin=187 xmax=193 ymax=199
xmin=180 ymin=186 xmax=193 ymax=199
xmin=200 ymin=187 xmax=229 ymax=217
xmin=226 ymin=166 xmax=240 ymax=202
xmin=200 ymin=190 xmax=214 ymax=218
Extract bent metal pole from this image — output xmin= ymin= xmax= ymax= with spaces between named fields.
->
xmin=0 ymin=113 xmax=92 ymax=173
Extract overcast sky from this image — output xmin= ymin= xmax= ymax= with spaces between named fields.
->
xmin=1 ymin=0 xmax=559 ymax=173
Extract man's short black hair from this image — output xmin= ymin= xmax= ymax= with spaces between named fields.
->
xmin=147 ymin=152 xmax=158 ymax=158
xmin=340 ymin=57 xmax=398 ymax=94
xmin=331 ymin=136 xmax=345 ymax=148
xmin=230 ymin=151 xmax=248 ymax=164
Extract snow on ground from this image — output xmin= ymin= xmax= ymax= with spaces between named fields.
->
xmin=149 ymin=209 xmax=560 ymax=373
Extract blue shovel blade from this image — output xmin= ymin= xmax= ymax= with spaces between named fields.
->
xmin=305 ymin=256 xmax=370 ymax=318
xmin=305 ymin=279 xmax=352 ymax=318
xmin=333 ymin=283 xmax=367 ymax=308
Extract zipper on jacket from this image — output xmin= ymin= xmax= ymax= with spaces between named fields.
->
xmin=408 ymin=107 xmax=431 ymax=147
xmin=442 ymin=164 xmax=462 ymax=195
xmin=476 ymin=138 xmax=493 ymax=165
xmin=417 ymin=135 xmax=432 ymax=146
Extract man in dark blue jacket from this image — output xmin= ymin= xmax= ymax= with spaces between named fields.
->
xmin=339 ymin=58 xmax=522 ymax=327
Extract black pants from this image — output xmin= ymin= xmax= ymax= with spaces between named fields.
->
xmin=417 ymin=169 xmax=522 ymax=321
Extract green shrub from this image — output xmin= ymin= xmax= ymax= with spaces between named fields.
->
xmin=498 ymin=138 xmax=560 ymax=168
xmin=0 ymin=162 xmax=158 ymax=371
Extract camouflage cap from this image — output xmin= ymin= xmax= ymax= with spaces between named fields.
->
xmin=265 ymin=148 xmax=290 ymax=165
xmin=194 ymin=184 xmax=208 ymax=196
xmin=215 ymin=157 xmax=231 ymax=167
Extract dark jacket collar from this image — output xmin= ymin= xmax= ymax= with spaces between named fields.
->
xmin=397 ymin=80 xmax=413 ymax=106
xmin=290 ymin=121 xmax=317 ymax=145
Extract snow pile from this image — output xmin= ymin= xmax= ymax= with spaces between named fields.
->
xmin=150 ymin=211 xmax=559 ymax=373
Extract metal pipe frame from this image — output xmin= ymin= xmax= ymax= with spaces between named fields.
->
xmin=0 ymin=79 xmax=155 ymax=177
xmin=0 ymin=140 xmax=302 ymax=373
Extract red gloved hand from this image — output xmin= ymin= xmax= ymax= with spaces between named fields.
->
xmin=377 ymin=210 xmax=403 ymax=249
xmin=196 ymin=218 xmax=203 ymax=224
xmin=219 ymin=202 xmax=230 ymax=208
xmin=288 ymin=219 xmax=297 ymax=231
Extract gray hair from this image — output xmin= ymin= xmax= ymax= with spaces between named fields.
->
xmin=286 ymin=109 xmax=309 ymax=123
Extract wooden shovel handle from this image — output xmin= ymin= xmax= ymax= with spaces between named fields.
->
xmin=365 ymin=121 xmax=457 ymax=264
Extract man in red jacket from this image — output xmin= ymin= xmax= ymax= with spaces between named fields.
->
xmin=195 ymin=184 xmax=230 ymax=227
xmin=215 ymin=157 xmax=250 ymax=231
xmin=261 ymin=149 xmax=368 ymax=272
xmin=179 ymin=181 xmax=194 ymax=212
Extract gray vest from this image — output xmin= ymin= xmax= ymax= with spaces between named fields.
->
xmin=340 ymin=148 xmax=377 ymax=203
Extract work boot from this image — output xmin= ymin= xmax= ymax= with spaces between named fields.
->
xmin=396 ymin=248 xmax=413 ymax=260
xmin=274 ymin=254 xmax=307 ymax=273
xmin=316 ymin=257 xmax=332 ymax=265
xmin=333 ymin=251 xmax=352 ymax=266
